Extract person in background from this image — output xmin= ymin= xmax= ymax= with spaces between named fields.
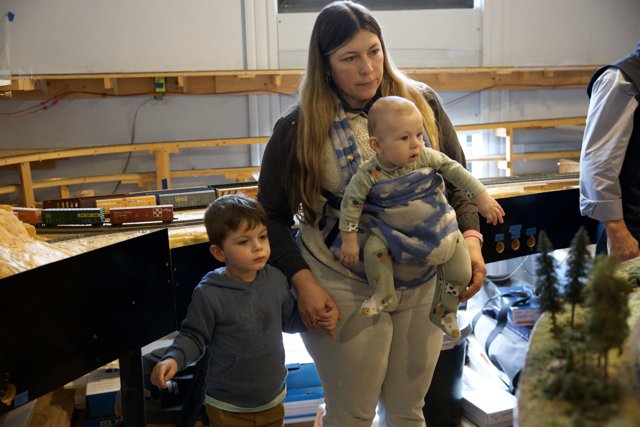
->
xmin=150 ymin=194 xmax=335 ymax=427
xmin=258 ymin=2 xmax=487 ymax=425
xmin=580 ymin=40 xmax=640 ymax=261
xmin=338 ymin=96 xmax=503 ymax=338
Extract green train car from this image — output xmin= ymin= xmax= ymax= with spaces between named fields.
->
xmin=41 ymin=208 xmax=105 ymax=226
xmin=156 ymin=189 xmax=217 ymax=209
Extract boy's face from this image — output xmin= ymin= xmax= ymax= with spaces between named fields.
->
xmin=371 ymin=108 xmax=424 ymax=169
xmin=210 ymin=221 xmax=270 ymax=282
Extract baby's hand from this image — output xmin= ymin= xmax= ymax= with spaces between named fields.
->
xmin=340 ymin=232 xmax=360 ymax=266
xmin=475 ymin=191 xmax=505 ymax=226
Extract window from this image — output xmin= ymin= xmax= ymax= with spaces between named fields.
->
xmin=277 ymin=0 xmax=474 ymax=13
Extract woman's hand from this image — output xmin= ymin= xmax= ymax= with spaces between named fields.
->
xmin=291 ymin=269 xmax=340 ymax=337
xmin=460 ymin=236 xmax=487 ymax=302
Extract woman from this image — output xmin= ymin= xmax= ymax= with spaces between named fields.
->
xmin=258 ymin=2 xmax=486 ymax=426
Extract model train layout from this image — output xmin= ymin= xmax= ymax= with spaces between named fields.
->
xmin=11 ymin=182 xmax=259 ymax=228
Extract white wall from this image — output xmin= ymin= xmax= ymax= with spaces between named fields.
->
xmin=482 ymin=0 xmax=639 ymax=67
xmin=0 ymin=0 xmax=638 ymax=203
xmin=4 ymin=0 xmax=245 ymax=74
xmin=278 ymin=8 xmax=483 ymax=69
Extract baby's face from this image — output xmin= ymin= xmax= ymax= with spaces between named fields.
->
xmin=374 ymin=108 xmax=425 ymax=169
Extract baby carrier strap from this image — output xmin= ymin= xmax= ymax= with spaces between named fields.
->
xmin=319 ymin=188 xmax=342 ymax=249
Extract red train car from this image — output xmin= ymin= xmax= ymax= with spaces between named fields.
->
xmin=109 ymin=205 xmax=174 ymax=226
xmin=13 ymin=207 xmax=43 ymax=225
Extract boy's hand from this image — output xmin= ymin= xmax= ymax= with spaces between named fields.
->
xmin=340 ymin=231 xmax=360 ymax=266
xmin=315 ymin=304 xmax=340 ymax=336
xmin=475 ymin=191 xmax=505 ymax=226
xmin=150 ymin=358 xmax=178 ymax=389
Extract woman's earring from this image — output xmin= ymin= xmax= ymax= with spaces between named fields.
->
xmin=326 ymin=74 xmax=332 ymax=84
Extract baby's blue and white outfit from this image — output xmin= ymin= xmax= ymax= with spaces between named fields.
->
xmin=339 ymin=146 xmax=485 ymax=337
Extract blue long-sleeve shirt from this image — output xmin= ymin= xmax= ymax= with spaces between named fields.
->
xmin=580 ymin=69 xmax=639 ymax=222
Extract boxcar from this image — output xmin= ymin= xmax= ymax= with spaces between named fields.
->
xmin=96 ymin=194 xmax=157 ymax=215
xmin=42 ymin=194 xmax=130 ymax=209
xmin=41 ymin=208 xmax=105 ymax=226
xmin=13 ymin=207 xmax=43 ymax=225
xmin=212 ymin=182 xmax=258 ymax=200
xmin=156 ymin=189 xmax=217 ymax=210
xmin=109 ymin=205 xmax=174 ymax=226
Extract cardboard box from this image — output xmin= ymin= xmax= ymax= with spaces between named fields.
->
xmin=284 ymin=387 xmax=324 ymax=424
xmin=491 ymin=285 xmax=541 ymax=327
xmin=461 ymin=366 xmax=516 ymax=427
xmin=462 ymin=387 xmax=515 ymax=427
xmin=85 ymin=368 xmax=120 ymax=418
xmin=81 ymin=415 xmax=119 ymax=427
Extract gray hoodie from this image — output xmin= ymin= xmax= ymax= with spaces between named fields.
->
xmin=163 ymin=264 xmax=305 ymax=407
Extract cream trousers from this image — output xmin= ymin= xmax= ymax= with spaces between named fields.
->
xmin=301 ymin=247 xmax=443 ymax=427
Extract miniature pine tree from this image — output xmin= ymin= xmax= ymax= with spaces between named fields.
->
xmin=588 ymin=256 xmax=631 ymax=377
xmin=535 ymin=230 xmax=563 ymax=335
xmin=586 ymin=255 xmax=631 ymax=380
xmin=565 ymin=226 xmax=592 ymax=327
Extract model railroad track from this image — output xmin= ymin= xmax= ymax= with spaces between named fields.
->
xmin=480 ymin=172 xmax=578 ymax=187
xmin=42 ymin=218 xmax=204 ymax=243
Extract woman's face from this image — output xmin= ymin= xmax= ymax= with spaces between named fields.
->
xmin=327 ymin=30 xmax=384 ymax=110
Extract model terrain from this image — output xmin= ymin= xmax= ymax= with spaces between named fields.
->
xmin=518 ymin=228 xmax=640 ymax=426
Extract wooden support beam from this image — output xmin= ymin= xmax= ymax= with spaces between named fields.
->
xmin=501 ymin=128 xmax=514 ymax=176
xmin=512 ymin=150 xmax=580 ymax=161
xmin=177 ymin=75 xmax=188 ymax=93
xmin=18 ymin=162 xmax=36 ymax=207
xmin=455 ymin=117 xmax=586 ymax=132
xmin=0 ymin=137 xmax=268 ymax=168
xmin=0 ymin=66 xmax=599 ymax=100
xmin=26 ymin=388 xmax=75 ymax=427
xmin=154 ymin=150 xmax=172 ymax=190
xmin=103 ymin=78 xmax=119 ymax=94
xmin=17 ymin=78 xmax=36 ymax=91
xmin=37 ymin=79 xmax=49 ymax=98
xmin=59 ymin=185 xmax=70 ymax=199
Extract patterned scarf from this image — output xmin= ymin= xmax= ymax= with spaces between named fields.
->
xmin=330 ymin=103 xmax=363 ymax=189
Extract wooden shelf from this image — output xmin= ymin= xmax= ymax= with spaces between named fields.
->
xmin=0 ymin=66 xmax=598 ymax=99
xmin=0 ymin=117 xmax=585 ymax=207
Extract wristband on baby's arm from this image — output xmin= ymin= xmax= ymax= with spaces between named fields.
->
xmin=462 ymin=229 xmax=483 ymax=245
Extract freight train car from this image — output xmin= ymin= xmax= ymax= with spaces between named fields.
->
xmin=13 ymin=207 xmax=43 ymax=226
xmin=41 ymin=208 xmax=105 ymax=226
xmin=42 ymin=194 xmax=128 ymax=209
xmin=211 ymin=182 xmax=258 ymax=199
xmin=109 ymin=205 xmax=174 ymax=226
xmin=95 ymin=195 xmax=157 ymax=215
xmin=155 ymin=189 xmax=217 ymax=210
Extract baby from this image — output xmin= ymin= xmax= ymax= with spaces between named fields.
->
xmin=339 ymin=96 xmax=504 ymax=337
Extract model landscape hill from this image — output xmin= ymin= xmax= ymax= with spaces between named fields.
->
xmin=518 ymin=228 xmax=640 ymax=426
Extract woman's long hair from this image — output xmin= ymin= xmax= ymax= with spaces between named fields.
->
xmin=290 ymin=0 xmax=439 ymax=224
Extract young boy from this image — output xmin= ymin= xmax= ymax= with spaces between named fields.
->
xmin=151 ymin=194 xmax=334 ymax=427
xmin=339 ymin=96 xmax=504 ymax=338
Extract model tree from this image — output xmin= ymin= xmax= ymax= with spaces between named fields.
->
xmin=564 ymin=226 xmax=592 ymax=327
xmin=535 ymin=230 xmax=563 ymax=335
xmin=586 ymin=255 xmax=631 ymax=380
